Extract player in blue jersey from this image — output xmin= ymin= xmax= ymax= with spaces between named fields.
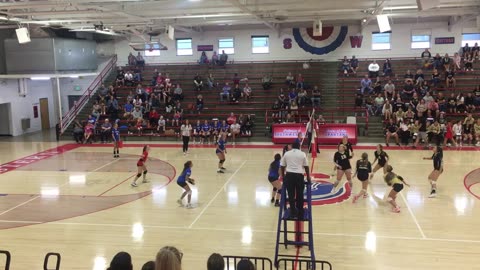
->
xmin=216 ymin=132 xmax=227 ymax=173
xmin=268 ymin=153 xmax=282 ymax=206
xmin=201 ymin=120 xmax=211 ymax=144
xmin=111 ymin=123 xmax=120 ymax=158
xmin=193 ymin=120 xmax=202 ymax=144
xmin=211 ymin=120 xmax=221 ymax=142
xmin=177 ymin=160 xmax=195 ymax=208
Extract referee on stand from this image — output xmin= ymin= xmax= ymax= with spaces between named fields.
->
xmin=280 ymin=142 xmax=311 ymax=219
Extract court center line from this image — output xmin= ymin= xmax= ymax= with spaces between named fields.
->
xmin=400 ymin=192 xmax=426 ymax=239
xmin=0 ymin=196 xmax=40 ymax=217
xmin=188 ymin=160 xmax=247 ymax=229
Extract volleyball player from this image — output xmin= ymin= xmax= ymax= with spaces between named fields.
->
xmin=369 ymin=144 xmax=389 ymax=180
xmin=352 ymin=153 xmax=372 ymax=203
xmin=131 ymin=145 xmax=150 ymax=187
xmin=220 ymin=120 xmax=230 ymax=141
xmin=331 ymin=144 xmax=352 ymax=193
xmin=423 ymin=146 xmax=443 ymax=198
xmin=383 ymin=165 xmax=410 ymax=213
xmin=111 ymin=123 xmax=120 ymax=158
xmin=339 ymin=135 xmax=354 ymax=159
xmin=268 ymin=154 xmax=282 ymax=207
xmin=177 ymin=160 xmax=195 ymax=208
xmin=282 ymin=144 xmax=292 ymax=156
xmin=193 ymin=120 xmax=202 ymax=144
xmin=216 ymin=132 xmax=227 ymax=173
xmin=212 ymin=120 xmax=221 ymax=142
xmin=201 ymin=120 xmax=211 ymax=144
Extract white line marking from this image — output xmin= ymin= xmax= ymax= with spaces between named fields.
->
xmin=0 ymin=219 xmax=42 ymax=224
xmin=0 ymin=196 xmax=40 ymax=217
xmin=188 ymin=160 xmax=247 ymax=229
xmin=400 ymin=192 xmax=426 ymax=239
xmin=88 ymin=158 xmax=120 ymax=173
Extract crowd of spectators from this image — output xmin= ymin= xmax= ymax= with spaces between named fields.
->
xmin=198 ymin=50 xmax=229 ymax=66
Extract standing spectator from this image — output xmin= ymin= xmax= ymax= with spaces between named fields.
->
xmin=432 ymin=53 xmax=442 ymax=70
xmin=262 ymin=74 xmax=273 ymax=90
xmin=100 ymin=118 xmax=112 ymax=143
xmin=220 ymin=83 xmax=231 ymax=102
xmin=285 ymin=72 xmax=295 ymax=86
xmin=219 ymin=50 xmax=228 ymax=66
xmin=453 ymin=52 xmax=461 ymax=71
xmin=280 ymin=142 xmax=311 ymax=219
xmin=194 ymin=74 xmax=203 ymax=91
xmin=128 ymin=52 xmax=136 ymax=66
xmin=136 ymin=52 xmax=145 ymax=68
xmin=341 ymin=56 xmax=351 ymax=76
xmin=211 ymin=51 xmax=219 ymax=65
xmin=199 ymin=51 xmax=209 ymax=64
xmin=296 ymin=73 xmax=305 ymax=89
xmin=148 ymin=108 xmax=159 ymax=128
xmin=421 ymin=48 xmax=431 ymax=67
xmin=230 ymin=121 xmax=241 ymax=145
xmin=311 ymin=86 xmax=321 ymax=108
xmin=383 ymin=59 xmax=393 ymax=77
xmin=368 ymin=60 xmax=380 ymax=78
xmin=360 ymin=75 xmax=372 ymax=95
xmin=73 ymin=122 xmax=84 ymax=143
xmin=107 ymin=97 xmax=119 ymax=120
xmin=181 ymin=120 xmax=192 ymax=155
xmin=472 ymin=42 xmax=479 ymax=59
xmin=350 ymin=55 xmax=359 ymax=75
xmin=384 ymin=80 xmax=395 ymax=100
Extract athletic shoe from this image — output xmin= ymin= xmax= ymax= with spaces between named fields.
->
xmin=177 ymin=199 xmax=183 ymax=206
xmin=274 ymin=201 xmax=280 ymax=207
xmin=270 ymin=197 xmax=275 ymax=203
xmin=392 ymin=206 xmax=401 ymax=213
xmin=183 ymin=152 xmax=186 ymax=155
xmin=142 ymin=179 xmax=150 ymax=183
xmin=330 ymin=186 xmax=336 ymax=194
xmin=363 ymin=193 xmax=369 ymax=199
xmin=428 ymin=190 xmax=437 ymax=198
xmin=186 ymin=203 xmax=193 ymax=209
xmin=217 ymin=170 xmax=224 ymax=173
xmin=352 ymin=195 xmax=360 ymax=203
xmin=221 ymin=167 xmax=226 ymax=170
xmin=131 ymin=182 xmax=138 ymax=187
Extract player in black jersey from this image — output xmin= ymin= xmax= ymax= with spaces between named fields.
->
xmin=369 ymin=144 xmax=390 ymax=180
xmin=423 ymin=146 xmax=443 ymax=198
xmin=339 ymin=135 xmax=354 ymax=159
xmin=352 ymin=153 xmax=372 ymax=203
xmin=331 ymin=144 xmax=353 ymax=193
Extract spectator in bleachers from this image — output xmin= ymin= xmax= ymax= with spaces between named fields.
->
xmin=100 ymin=118 xmax=112 ymax=143
xmin=385 ymin=118 xmax=400 ymax=146
xmin=427 ymin=98 xmax=439 ymax=118
xmin=403 ymin=70 xmax=414 ymax=83
xmin=272 ymin=100 xmax=280 ymax=118
xmin=394 ymin=96 xmax=405 ymax=112
xmin=124 ymin=71 xmax=134 ymax=86
xmin=92 ymin=101 xmax=101 ymax=119
xmin=402 ymin=80 xmax=415 ymax=101
xmin=164 ymin=73 xmax=172 ymax=91
xmin=473 ymin=86 xmax=480 ymax=106
xmin=243 ymin=83 xmax=252 ymax=101
xmin=404 ymin=106 xmax=415 ymax=123
xmin=115 ymin=69 xmax=125 ymax=86
xmin=199 ymin=51 xmax=209 ymax=64
xmin=465 ymin=55 xmax=474 ymax=71
xmin=416 ymin=99 xmax=427 ymax=115
xmin=227 ymin=112 xmax=237 ymax=125
xmin=288 ymin=88 xmax=297 ymax=104
xmin=108 ymin=85 xmax=117 ymax=99
xmin=151 ymin=94 xmax=161 ymax=110
xmin=207 ymin=253 xmax=224 ymax=270
xmin=123 ymin=102 xmax=134 ymax=119
xmin=211 ymin=51 xmax=219 ymax=65
xmin=284 ymin=113 xmax=294 ymax=123
xmin=462 ymin=43 xmax=471 ymax=57
xmin=383 ymin=59 xmax=393 ymax=77
xmin=194 ymin=74 xmax=203 ymax=91
xmin=354 ymin=92 xmax=363 ymax=109
xmin=128 ymin=52 xmax=136 ymax=66
xmin=472 ymin=43 xmax=479 ymax=59
xmin=107 ymin=97 xmax=119 ymax=120
xmin=360 ymin=75 xmax=372 ymax=95
xmin=368 ymin=60 xmax=380 ymax=78
xmin=474 ymin=119 xmax=480 ymax=146
xmin=445 ymin=68 xmax=456 ymax=90
xmin=232 ymin=73 xmax=240 ymax=86
xmin=136 ymin=84 xmax=147 ymax=102
xmin=384 ymin=80 xmax=395 ymax=100
xmin=285 ymin=72 xmax=295 ymax=86
xmin=84 ymin=120 xmax=95 ymax=144
xmin=134 ymin=67 xmax=142 ymax=82
xmin=173 ymin=84 xmax=183 ymax=101
xmin=172 ymin=110 xmax=181 ymax=127
xmin=136 ymin=52 xmax=145 ymax=68
xmin=432 ymin=53 xmax=442 ymax=70
xmin=278 ymin=91 xmax=289 ymax=109
xmin=155 ymin=246 xmax=182 ymax=270
xmin=350 ymin=55 xmax=359 ymax=75
xmin=156 ymin=72 xmax=165 ymax=87
xmin=414 ymin=69 xmax=425 ymax=86
xmin=311 ymin=86 xmax=321 ymax=108
xmin=374 ymin=93 xmax=385 ymax=115
xmin=237 ymin=260 xmax=255 ymax=270
xmin=365 ymin=95 xmax=374 ymax=115
xmin=220 ymin=83 xmax=231 ymax=102
xmin=149 ymin=109 xmax=159 ymax=128
xmin=290 ymin=100 xmax=299 ymax=117
xmin=297 ymin=88 xmax=307 ymax=107
xmin=453 ymin=52 xmax=462 ymax=71
xmin=73 ymin=121 xmax=84 ymax=143
xmin=296 ymin=73 xmax=305 ymax=89
xmin=107 ymin=251 xmax=133 ymax=270
xmin=157 ymin=116 xmax=166 ymax=133
xmin=151 ymin=69 xmax=159 ymax=86
xmin=447 ymin=93 xmax=457 ymax=113
xmin=442 ymin=53 xmax=451 ymax=70
xmin=398 ymin=120 xmax=410 ymax=145
xmin=341 ymin=56 xmax=351 ymax=76
xmin=262 ymin=74 xmax=273 ymax=90
xmin=132 ymin=107 xmax=143 ymax=121
xmin=97 ymin=83 xmax=108 ymax=100
xmin=423 ymin=91 xmax=434 ymax=105
xmin=421 ymin=48 xmax=432 ymax=66
xmin=465 ymin=92 xmax=475 ymax=113
xmin=243 ymin=115 xmax=253 ymax=135
xmin=428 ymin=121 xmax=442 ymax=146
xmin=196 ymin=94 xmax=204 ymax=113
xmin=372 ymin=80 xmax=382 ymax=95
xmin=207 ymin=73 xmax=216 ymax=89
xmin=431 ymin=69 xmax=441 ymax=87
xmin=382 ymin=99 xmax=393 ymax=120
xmin=219 ymin=50 xmax=228 ymax=66
xmin=437 ymin=92 xmax=447 ymax=113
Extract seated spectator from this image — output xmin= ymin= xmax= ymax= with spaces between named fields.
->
xmin=414 ymin=69 xmax=425 ymax=86
xmin=151 ymin=69 xmax=159 ymax=86
xmin=401 ymin=80 xmax=415 ymax=101
xmin=384 ymin=80 xmax=395 ymax=100
xmin=207 ymin=253 xmax=224 ymax=270
xmin=135 ymin=84 xmax=147 ymax=101
xmin=107 ymin=251 xmax=132 ymax=270
xmin=437 ymin=92 xmax=446 ymax=112
xmin=288 ymin=88 xmax=297 ymax=104
xmin=128 ymin=52 xmax=136 ymax=66
xmin=243 ymin=115 xmax=253 ymax=135
xmin=148 ymin=108 xmax=159 ymax=128
xmin=472 ymin=42 xmax=479 ymax=59
xmin=155 ymin=246 xmax=182 ymax=270
xmin=84 ymin=121 xmax=95 ymax=144
xmin=311 ymin=86 xmax=321 ymax=108
xmin=285 ymin=72 xmax=295 ymax=86
xmin=417 ymin=99 xmax=427 ymax=115
xmin=237 ymin=260 xmax=255 ymax=270
xmin=136 ymin=52 xmax=145 ymax=68
xmin=462 ymin=43 xmax=471 ymax=57
xmin=404 ymin=106 xmax=415 ymax=123
xmin=398 ymin=120 xmax=410 ymax=145
xmin=350 ymin=55 xmax=359 ymax=75
xmin=73 ymin=122 xmax=84 ymax=143
xmin=220 ymin=83 xmax=231 ymax=102
xmin=296 ymin=73 xmax=305 ymax=89
xmin=196 ymin=94 xmax=204 ymax=114
xmin=262 ymin=74 xmax=273 ymax=90
xmin=100 ymin=118 xmax=112 ymax=143
xmin=385 ymin=118 xmax=400 ymax=146
xmin=194 ymin=74 xmax=203 ymax=91
xmin=173 ymin=84 xmax=183 ymax=101
xmin=431 ymin=69 xmax=441 ymax=87
xmin=232 ymin=73 xmax=241 ymax=86
xmin=156 ymin=72 xmax=165 ymax=87
xmin=432 ymin=53 xmax=442 ymax=70
xmin=124 ymin=71 xmax=134 ymax=86
xmin=421 ymin=48 xmax=432 ymax=67
xmin=473 ymin=86 xmax=480 ymax=106
xmin=164 ymin=73 xmax=172 ymax=91
xmin=368 ymin=60 xmax=380 ymax=78
xmin=107 ymin=97 xmax=119 ymax=120
xmin=465 ymin=92 xmax=475 ymax=113
xmin=97 ymin=83 xmax=108 ymax=101
xmin=441 ymin=53 xmax=451 ymax=70
xmin=232 ymin=84 xmax=242 ymax=103
xmin=297 ymin=88 xmax=307 ymax=107
xmin=151 ymin=94 xmax=161 ymax=109
xmin=142 ymin=261 xmax=155 ymax=270
xmin=123 ymin=102 xmax=134 ymax=119
xmin=465 ymin=55 xmax=474 ymax=71
xmin=227 ymin=112 xmax=237 ymax=125
xmin=365 ymin=95 xmax=375 ymax=115
xmin=157 ymin=116 xmax=166 ymax=133
xmin=382 ymin=99 xmax=393 ymax=120
xmin=374 ymin=93 xmax=385 ymax=115
xmin=383 ymin=59 xmax=393 ymax=77
xmin=289 ymin=100 xmax=299 ymax=117
xmin=354 ymin=93 xmax=363 ymax=108
xmin=394 ymin=107 xmax=405 ymax=123
xmin=278 ymin=91 xmax=288 ymax=108
xmin=404 ymin=70 xmax=414 ymax=83
xmin=211 ymin=51 xmax=219 ymax=65
xmin=199 ymin=51 xmax=209 ymax=64
xmin=341 ymin=56 xmax=351 ymax=76
xmin=427 ymin=121 xmax=442 ymax=146
xmin=207 ymin=73 xmax=216 ymax=89
xmin=243 ymin=83 xmax=252 ymax=101
xmin=394 ymin=94 xmax=405 ymax=111
xmin=219 ymin=50 xmax=228 ymax=66
xmin=92 ymin=101 xmax=101 ymax=119
xmin=360 ymin=75 xmax=372 ymax=95
xmin=115 ymin=69 xmax=125 ymax=86
xmin=453 ymin=52 xmax=461 ymax=71
xmin=445 ymin=68 xmax=456 ymax=89
xmin=132 ymin=107 xmax=143 ymax=120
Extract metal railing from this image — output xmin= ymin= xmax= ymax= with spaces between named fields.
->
xmin=60 ymin=55 xmax=117 ymax=133
xmin=276 ymin=258 xmax=332 ymax=270
xmin=224 ymin=255 xmax=273 ymax=270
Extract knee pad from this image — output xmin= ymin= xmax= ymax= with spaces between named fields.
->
xmin=277 ymin=188 xmax=282 ymax=194
xmin=273 ymin=187 xmax=278 ymax=192
xmin=143 ymin=170 xmax=148 ymax=175
xmin=219 ymin=159 xmax=225 ymax=164
xmin=136 ymin=173 xmax=141 ymax=178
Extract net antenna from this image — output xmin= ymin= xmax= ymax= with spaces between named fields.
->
xmin=300 ymin=109 xmax=315 ymax=146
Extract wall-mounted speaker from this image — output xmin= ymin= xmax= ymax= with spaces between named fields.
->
xmin=167 ymin=25 xmax=175 ymax=41
xmin=313 ymin=20 xmax=322 ymax=36
xmin=16 ymin=27 xmax=31 ymax=44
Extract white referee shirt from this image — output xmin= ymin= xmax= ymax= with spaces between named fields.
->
xmin=280 ymin=149 xmax=308 ymax=174
xmin=181 ymin=124 xmax=192 ymax=136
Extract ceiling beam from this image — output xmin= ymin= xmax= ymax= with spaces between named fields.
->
xmin=226 ymin=0 xmax=278 ymax=31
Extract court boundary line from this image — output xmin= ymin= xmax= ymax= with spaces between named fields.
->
xmin=188 ymin=160 xmax=247 ymax=229
xmin=0 ymin=196 xmax=40 ymax=217
xmin=400 ymin=192 xmax=426 ymax=239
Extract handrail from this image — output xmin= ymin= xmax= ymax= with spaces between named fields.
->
xmin=223 ymin=255 xmax=273 ymax=270
xmin=118 ymin=59 xmax=324 ymax=67
xmin=60 ymin=55 xmax=118 ymax=133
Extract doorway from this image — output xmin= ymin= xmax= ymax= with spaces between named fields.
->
xmin=39 ymin=98 xmax=50 ymax=130
xmin=0 ymin=103 xmax=12 ymax=135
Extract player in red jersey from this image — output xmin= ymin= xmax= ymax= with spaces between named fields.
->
xmin=131 ymin=145 xmax=150 ymax=187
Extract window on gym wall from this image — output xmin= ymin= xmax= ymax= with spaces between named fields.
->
xmin=461 ymin=33 xmax=480 ymax=47
xmin=219 ymin=38 xmax=235 ymax=54
xmin=371 ymin=32 xmax=391 ymax=50
xmin=252 ymin=36 xmax=269 ymax=54
xmin=176 ymin=38 xmax=193 ymax=56
xmin=411 ymin=29 xmax=431 ymax=49
xmin=144 ymin=43 xmax=161 ymax=56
